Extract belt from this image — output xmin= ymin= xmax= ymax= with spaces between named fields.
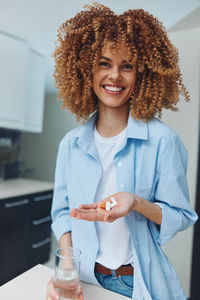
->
xmin=95 ymin=263 xmax=134 ymax=276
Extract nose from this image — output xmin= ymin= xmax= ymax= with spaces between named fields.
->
xmin=108 ymin=66 xmax=121 ymax=81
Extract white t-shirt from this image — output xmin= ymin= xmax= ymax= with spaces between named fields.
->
xmin=94 ymin=126 xmax=133 ymax=269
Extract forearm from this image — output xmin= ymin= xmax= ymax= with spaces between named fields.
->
xmin=132 ymin=195 xmax=162 ymax=225
xmin=59 ymin=231 xmax=72 ymax=248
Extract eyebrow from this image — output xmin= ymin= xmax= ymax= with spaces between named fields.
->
xmin=100 ymin=56 xmax=131 ymax=63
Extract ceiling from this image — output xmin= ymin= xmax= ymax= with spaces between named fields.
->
xmin=1 ymin=0 xmax=200 ymax=94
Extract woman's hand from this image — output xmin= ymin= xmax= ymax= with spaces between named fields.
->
xmin=46 ymin=277 xmax=84 ymax=300
xmin=46 ymin=277 xmax=59 ymax=300
xmin=70 ymin=192 xmax=135 ymax=222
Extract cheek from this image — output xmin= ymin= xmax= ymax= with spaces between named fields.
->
xmin=92 ymin=79 xmax=101 ymax=99
xmin=128 ymin=81 xmax=136 ymax=93
xmin=92 ymin=72 xmax=103 ymax=95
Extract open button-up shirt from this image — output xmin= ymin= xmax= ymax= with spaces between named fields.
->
xmin=51 ymin=111 xmax=197 ymax=300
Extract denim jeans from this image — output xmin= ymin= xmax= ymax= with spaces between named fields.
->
xmin=94 ymin=269 xmax=133 ymax=298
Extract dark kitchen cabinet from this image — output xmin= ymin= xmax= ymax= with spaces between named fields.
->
xmin=0 ymin=188 xmax=53 ymax=285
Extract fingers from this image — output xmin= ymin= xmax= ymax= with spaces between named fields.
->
xmin=71 ymin=208 xmax=100 ymax=221
xmin=70 ymin=198 xmax=122 ymax=222
xmin=70 ymin=208 xmax=78 ymax=217
xmin=70 ymin=208 xmax=86 ymax=218
xmin=78 ymin=286 xmax=84 ymax=300
xmin=70 ymin=202 xmax=121 ymax=222
xmin=70 ymin=204 xmax=98 ymax=217
xmin=79 ymin=203 xmax=98 ymax=209
xmin=46 ymin=277 xmax=59 ymax=300
xmin=79 ymin=292 xmax=85 ymax=300
xmin=70 ymin=193 xmax=133 ymax=223
xmin=72 ymin=208 xmax=118 ymax=222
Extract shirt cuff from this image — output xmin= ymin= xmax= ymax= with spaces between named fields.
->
xmin=51 ymin=215 xmax=71 ymax=241
xmin=150 ymin=202 xmax=182 ymax=245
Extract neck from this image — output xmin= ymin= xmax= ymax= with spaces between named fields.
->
xmin=96 ymin=105 xmax=129 ymax=138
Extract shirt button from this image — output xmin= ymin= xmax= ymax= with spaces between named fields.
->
xmin=117 ymin=162 xmax=122 ymax=167
xmin=120 ymin=183 xmax=125 ymax=189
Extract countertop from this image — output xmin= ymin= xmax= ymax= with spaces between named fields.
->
xmin=0 ymin=264 xmax=129 ymax=300
xmin=0 ymin=178 xmax=54 ymax=200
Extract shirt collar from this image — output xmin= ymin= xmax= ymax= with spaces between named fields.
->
xmin=77 ymin=110 xmax=149 ymax=147
xmin=76 ymin=112 xmax=97 ymax=157
xmin=126 ymin=111 xmax=149 ymax=140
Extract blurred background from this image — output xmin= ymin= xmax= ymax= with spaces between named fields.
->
xmin=0 ymin=0 xmax=199 ymax=299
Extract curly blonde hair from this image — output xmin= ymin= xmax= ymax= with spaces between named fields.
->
xmin=53 ymin=2 xmax=189 ymax=122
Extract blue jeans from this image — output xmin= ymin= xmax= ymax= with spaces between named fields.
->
xmin=94 ymin=269 xmax=133 ymax=298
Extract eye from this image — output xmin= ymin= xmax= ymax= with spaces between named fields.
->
xmin=122 ymin=64 xmax=133 ymax=70
xmin=99 ymin=61 xmax=110 ymax=67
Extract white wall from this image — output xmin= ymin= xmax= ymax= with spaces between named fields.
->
xmin=161 ymin=27 xmax=200 ymax=297
xmin=21 ymin=94 xmax=78 ymax=181
xmin=21 ymin=27 xmax=200 ymax=298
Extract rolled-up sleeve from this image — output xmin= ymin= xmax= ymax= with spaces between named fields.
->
xmin=51 ymin=139 xmax=71 ymax=241
xmin=149 ymin=133 xmax=198 ymax=245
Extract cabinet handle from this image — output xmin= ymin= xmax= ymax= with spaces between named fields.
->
xmin=32 ymin=216 xmax=51 ymax=226
xmin=4 ymin=199 xmax=29 ymax=208
xmin=32 ymin=237 xmax=51 ymax=249
xmin=33 ymin=194 xmax=52 ymax=202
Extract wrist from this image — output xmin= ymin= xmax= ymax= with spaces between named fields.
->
xmin=131 ymin=193 xmax=140 ymax=210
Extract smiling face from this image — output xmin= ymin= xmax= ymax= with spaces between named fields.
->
xmin=92 ymin=44 xmax=137 ymax=112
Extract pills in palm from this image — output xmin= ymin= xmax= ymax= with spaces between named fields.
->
xmin=100 ymin=197 xmax=117 ymax=210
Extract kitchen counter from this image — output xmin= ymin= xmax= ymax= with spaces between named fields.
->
xmin=0 ymin=264 xmax=129 ymax=300
xmin=0 ymin=178 xmax=54 ymax=199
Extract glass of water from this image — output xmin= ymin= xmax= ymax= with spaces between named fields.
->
xmin=54 ymin=247 xmax=81 ymax=300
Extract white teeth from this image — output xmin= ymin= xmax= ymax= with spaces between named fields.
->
xmin=104 ymin=86 xmax=123 ymax=92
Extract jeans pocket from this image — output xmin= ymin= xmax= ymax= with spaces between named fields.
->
xmin=118 ymin=275 xmax=133 ymax=290
xmin=95 ymin=271 xmax=103 ymax=285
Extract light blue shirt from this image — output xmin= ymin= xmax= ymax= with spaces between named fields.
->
xmin=51 ymin=111 xmax=198 ymax=300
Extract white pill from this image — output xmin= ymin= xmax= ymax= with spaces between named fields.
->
xmin=106 ymin=201 xmax=111 ymax=211
xmin=110 ymin=197 xmax=117 ymax=208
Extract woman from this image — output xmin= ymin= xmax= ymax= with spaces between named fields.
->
xmin=47 ymin=3 xmax=198 ymax=300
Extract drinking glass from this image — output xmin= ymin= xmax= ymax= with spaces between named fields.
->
xmin=54 ymin=247 xmax=81 ymax=300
